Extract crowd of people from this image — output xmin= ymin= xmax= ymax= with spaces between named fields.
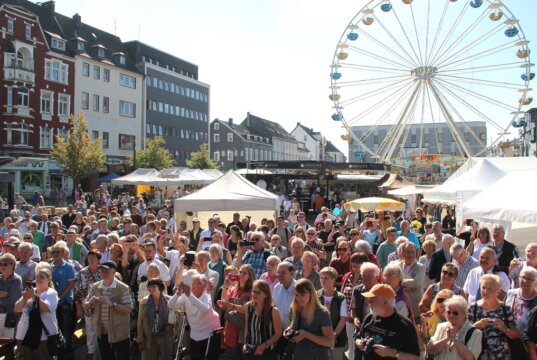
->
xmin=0 ymin=186 xmax=536 ymax=360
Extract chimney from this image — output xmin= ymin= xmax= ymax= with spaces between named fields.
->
xmin=246 ymin=112 xmax=251 ymax=128
xmin=72 ymin=13 xmax=81 ymax=27
xmin=228 ymin=118 xmax=233 ymax=125
xmin=41 ymin=1 xmax=55 ymax=14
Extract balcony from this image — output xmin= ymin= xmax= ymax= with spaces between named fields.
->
xmin=3 ymin=54 xmax=35 ymax=83
xmin=4 ymin=68 xmax=35 ymax=83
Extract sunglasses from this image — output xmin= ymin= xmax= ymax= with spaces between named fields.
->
xmin=24 ymin=237 xmax=32 ymax=240
xmin=436 ymin=297 xmax=447 ymax=304
xmin=447 ymin=310 xmax=459 ymax=316
xmin=337 ymin=248 xmax=349 ymax=252
xmin=442 ymin=270 xmax=455 ymax=278
xmin=295 ymin=230 xmax=304 ymax=233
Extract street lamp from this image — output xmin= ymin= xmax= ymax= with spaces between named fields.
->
xmin=132 ymin=139 xmax=137 ymax=170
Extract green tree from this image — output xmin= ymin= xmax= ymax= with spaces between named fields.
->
xmin=51 ymin=113 xmax=105 ymax=187
xmin=129 ymin=136 xmax=174 ymax=170
xmin=186 ymin=143 xmax=219 ymax=169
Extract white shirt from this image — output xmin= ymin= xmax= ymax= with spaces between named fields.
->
xmin=273 ymin=280 xmax=296 ymax=329
xmin=201 ymin=268 xmax=219 ymax=302
xmin=164 ymin=249 xmax=181 ymax=280
xmin=16 ymin=287 xmax=59 ymax=341
xmin=168 ymin=291 xmax=220 ymax=341
xmin=137 ymin=257 xmax=171 ymax=283
xmin=463 ymin=267 xmax=510 ymax=304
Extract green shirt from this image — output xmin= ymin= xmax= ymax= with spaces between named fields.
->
xmin=31 ymin=230 xmax=45 ymax=249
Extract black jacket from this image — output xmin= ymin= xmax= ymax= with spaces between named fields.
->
xmin=428 ymin=248 xmax=449 ymax=282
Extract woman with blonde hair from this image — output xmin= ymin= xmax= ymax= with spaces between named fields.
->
xmin=284 ymin=278 xmax=334 ymax=360
xmin=466 ymin=226 xmax=493 ymax=260
xmin=419 ymin=289 xmax=454 ymax=348
xmin=295 ymin=251 xmax=321 ymax=290
xmin=15 ymin=262 xmax=59 ymax=360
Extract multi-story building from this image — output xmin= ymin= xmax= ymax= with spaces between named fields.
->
xmin=209 ymin=118 xmax=272 ymax=170
xmin=349 ymin=122 xmax=488 ymax=163
xmin=0 ymin=1 xmax=75 ymax=196
xmin=55 ymin=13 xmax=143 ymax=169
xmin=124 ymin=41 xmax=210 ymax=166
xmin=242 ymin=113 xmax=305 ymax=161
xmin=519 ymin=108 xmax=537 ymax=157
xmin=291 ymin=122 xmax=346 ymax=162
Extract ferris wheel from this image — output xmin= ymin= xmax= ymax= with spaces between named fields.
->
xmin=330 ymin=0 xmax=533 ymax=163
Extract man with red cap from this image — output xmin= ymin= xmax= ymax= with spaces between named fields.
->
xmin=355 ymin=284 xmax=420 ymax=360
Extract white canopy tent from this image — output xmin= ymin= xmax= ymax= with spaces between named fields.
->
xmin=422 ymin=159 xmax=506 ymax=205
xmin=174 ymin=170 xmax=279 ymax=227
xmin=111 ymin=168 xmax=161 ymax=186
xmin=112 ymin=168 xmax=223 ymax=187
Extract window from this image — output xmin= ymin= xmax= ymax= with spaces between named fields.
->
xmin=213 ymin=152 xmax=220 ymax=162
xmin=92 ymin=131 xmax=99 ymax=140
xmin=103 ymin=97 xmax=109 ymax=113
xmin=97 ymin=48 xmax=105 ymax=58
xmin=119 ymin=134 xmax=135 ymax=150
xmin=213 ymin=133 xmax=220 ymax=143
xmin=57 ymin=127 xmax=68 ymax=140
xmin=102 ymin=132 xmax=109 ymax=148
xmin=119 ymin=101 xmax=135 ymax=117
xmin=18 ymin=123 xmax=31 ymax=145
xmin=77 ymin=41 xmax=85 ymax=52
xmin=40 ymin=126 xmax=53 ymax=149
xmin=119 ymin=55 xmax=126 ymax=65
xmin=45 ymin=59 xmax=68 ymax=84
xmin=93 ymin=65 xmax=100 ymax=79
xmin=152 ymin=77 xmax=158 ymax=87
xmin=82 ymin=63 xmax=90 ymax=77
xmin=7 ymin=16 xmax=13 ymax=33
xmin=51 ymin=38 xmax=66 ymax=51
xmin=227 ymin=133 xmax=233 ymax=142
xmin=92 ymin=94 xmax=99 ymax=111
xmin=25 ymin=23 xmax=31 ymax=38
xmin=119 ymin=74 xmax=136 ymax=88
xmin=58 ymin=94 xmax=70 ymax=118
xmin=81 ymin=92 xmax=89 ymax=109
xmin=17 ymin=88 xmax=29 ymax=107
xmin=227 ymin=150 xmax=234 ymax=161
xmin=6 ymin=87 xmax=13 ymax=108
xmin=40 ymin=91 xmax=53 ymax=115
xmin=103 ymin=69 xmax=110 ymax=82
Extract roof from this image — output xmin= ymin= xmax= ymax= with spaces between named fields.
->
xmin=292 ymin=123 xmax=321 ymax=140
xmin=242 ymin=113 xmax=298 ymax=143
xmin=55 ymin=12 xmax=140 ymax=74
xmin=325 ymin=141 xmax=343 ymax=154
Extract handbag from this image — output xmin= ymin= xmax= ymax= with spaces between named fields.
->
xmin=281 ymin=313 xmax=301 ymax=360
xmin=4 ymin=312 xmax=17 ymax=328
xmin=41 ymin=314 xmax=67 ymax=356
xmin=224 ymin=297 xmax=247 ymax=330
xmin=21 ymin=297 xmax=43 ymax=350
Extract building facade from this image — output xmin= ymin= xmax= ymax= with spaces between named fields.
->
xmin=124 ymin=41 xmax=210 ymax=166
xmin=56 ymin=13 xmax=144 ymax=168
xmin=349 ymin=122 xmax=488 ymax=163
xmin=291 ymin=122 xmax=346 ymax=163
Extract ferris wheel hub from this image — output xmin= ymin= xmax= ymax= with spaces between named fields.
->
xmin=411 ymin=66 xmax=439 ymax=80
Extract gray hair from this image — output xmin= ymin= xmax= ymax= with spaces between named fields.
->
xmin=492 ymin=223 xmax=505 ymax=233
xmin=450 ymin=243 xmax=464 ymax=256
xmin=442 ymin=234 xmax=454 ymax=244
xmin=107 ymin=232 xmax=119 ymax=243
xmin=197 ymin=250 xmax=211 ymax=262
xmin=18 ymin=242 xmax=33 ymax=252
xmin=209 ymin=243 xmax=223 ymax=257
xmin=444 ymin=295 xmax=469 ymax=318
xmin=96 ymin=234 xmax=108 ymax=245
xmin=147 ymin=263 xmax=160 ymax=274
xmin=266 ymin=255 xmax=281 ymax=266
xmin=355 ymin=240 xmax=372 ymax=255
xmin=395 ymin=236 xmax=409 ymax=246
xmin=51 ymin=241 xmax=68 ymax=253
xmin=192 ymin=273 xmax=208 ymax=287
xmin=521 ymin=267 xmax=537 ymax=280
xmin=360 ymin=262 xmax=380 ymax=278
xmin=383 ymin=263 xmax=404 ymax=280
xmin=291 ymin=238 xmax=306 ymax=248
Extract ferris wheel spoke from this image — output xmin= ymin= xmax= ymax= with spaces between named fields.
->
xmin=339 ymin=63 xmax=410 ymax=75
xmin=391 ymin=4 xmax=424 ymax=67
xmin=346 ymin=80 xmax=417 ymax=125
xmin=409 ymin=3 xmax=425 ymax=66
xmin=435 ymin=24 xmax=512 ymax=68
xmin=348 ymin=45 xmax=411 ymax=70
xmin=439 ymin=41 xmax=518 ymax=71
xmin=357 ymin=26 xmax=417 ymax=68
xmin=434 ymin=77 xmax=517 ymax=112
xmin=428 ymin=0 xmax=472 ymax=66
xmin=337 ymin=75 xmax=411 ymax=87
xmin=424 ymin=0 xmax=431 ymax=66
xmin=418 ymin=82 xmax=428 ymax=151
xmin=339 ymin=78 xmax=415 ymax=107
xmin=428 ymin=82 xmax=474 ymax=157
xmin=430 ymin=7 xmax=490 ymax=66
xmin=435 ymin=74 xmax=524 ymax=89
xmin=433 ymin=80 xmax=507 ymax=131
xmin=424 ymin=85 xmax=443 ymax=154
xmin=438 ymin=62 xmax=526 ymax=75
xmin=427 ymin=0 xmax=451 ymax=66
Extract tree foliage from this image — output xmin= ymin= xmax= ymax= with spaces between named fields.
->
xmin=129 ymin=136 xmax=174 ymax=170
xmin=51 ymin=113 xmax=105 ymax=186
xmin=186 ymin=143 xmax=220 ymax=169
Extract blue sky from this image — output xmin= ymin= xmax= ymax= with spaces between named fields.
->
xmin=49 ymin=0 xmax=537 ymax=157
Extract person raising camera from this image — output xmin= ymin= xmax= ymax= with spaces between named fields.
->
xmin=356 ymin=284 xmax=420 ymax=360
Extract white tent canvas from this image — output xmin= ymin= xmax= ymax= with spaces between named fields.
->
xmin=111 ymin=168 xmax=161 ymax=186
xmin=174 ymin=170 xmax=279 ymax=227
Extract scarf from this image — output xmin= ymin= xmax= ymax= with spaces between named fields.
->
xmin=145 ymin=293 xmax=169 ymax=334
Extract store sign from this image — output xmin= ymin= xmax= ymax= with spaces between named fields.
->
xmin=105 ymin=158 xmax=123 ymax=165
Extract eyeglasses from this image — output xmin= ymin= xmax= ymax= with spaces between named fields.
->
xmin=521 ymin=276 xmax=537 ymax=282
xmin=306 ymin=233 xmax=316 ymax=236
xmin=350 ymin=233 xmax=359 ymax=237
xmin=442 ymin=270 xmax=455 ymax=278
xmin=23 ymin=237 xmax=32 ymax=240
xmin=239 ymin=271 xmax=249 ymax=275
xmin=36 ymin=274 xmax=48 ymax=279
xmin=447 ymin=310 xmax=460 ymax=316
xmin=436 ymin=298 xmax=447 ymax=304
xmin=295 ymin=230 xmax=303 ymax=233
xmin=337 ymin=248 xmax=349 ymax=252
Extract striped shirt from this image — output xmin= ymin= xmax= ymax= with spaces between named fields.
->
xmin=247 ymin=305 xmax=274 ymax=349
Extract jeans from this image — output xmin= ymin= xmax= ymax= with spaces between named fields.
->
xmin=190 ymin=333 xmax=221 ymax=360
xmin=98 ymin=334 xmax=130 ymax=360
xmin=56 ymin=301 xmax=74 ymax=354
xmin=85 ymin=314 xmax=98 ymax=355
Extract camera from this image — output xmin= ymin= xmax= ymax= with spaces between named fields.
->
xmin=239 ymin=239 xmax=254 ymax=247
xmin=184 ymin=252 xmax=195 ymax=267
xmin=284 ymin=328 xmax=298 ymax=339
xmin=228 ymin=274 xmax=240 ymax=282
xmin=362 ymin=337 xmax=375 ymax=355
xmin=243 ymin=344 xmax=257 ymax=355
xmin=24 ymin=280 xmax=36 ymax=289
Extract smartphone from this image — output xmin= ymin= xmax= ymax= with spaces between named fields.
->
xmin=466 ymin=219 xmax=474 ymax=226
xmin=228 ymin=274 xmax=240 ymax=281
xmin=184 ymin=252 xmax=195 ymax=267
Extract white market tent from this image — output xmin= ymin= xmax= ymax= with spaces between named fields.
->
xmin=174 ymin=170 xmax=279 ymax=226
xmin=462 ymin=170 xmax=537 ymax=225
xmin=111 ymin=168 xmax=161 ymax=186
xmin=112 ymin=168 xmax=223 ymax=187
xmin=422 ymin=159 xmax=507 ymax=205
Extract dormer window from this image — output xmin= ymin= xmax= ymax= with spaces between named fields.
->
xmin=119 ymin=55 xmax=126 ymax=65
xmin=77 ymin=41 xmax=85 ymax=52
xmin=51 ymin=38 xmax=66 ymax=51
xmin=25 ymin=23 xmax=32 ymax=39
xmin=97 ymin=48 xmax=105 ymax=58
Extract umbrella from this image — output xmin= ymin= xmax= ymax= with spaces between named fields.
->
xmin=345 ymin=197 xmax=405 ymax=212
